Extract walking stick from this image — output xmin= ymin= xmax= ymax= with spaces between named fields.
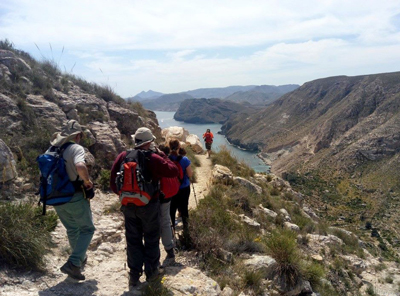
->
xmin=192 ymin=182 xmax=198 ymax=207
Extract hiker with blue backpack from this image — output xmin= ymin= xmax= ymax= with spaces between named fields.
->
xmin=39 ymin=120 xmax=95 ymax=281
xmin=168 ymin=139 xmax=193 ymax=232
xmin=110 ymin=127 xmax=179 ymax=290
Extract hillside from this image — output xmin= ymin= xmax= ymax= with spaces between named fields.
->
xmin=222 ymin=72 xmax=400 ymax=242
xmin=224 ymin=84 xmax=299 ymax=106
xmin=141 ymin=93 xmax=193 ymax=111
xmin=174 ymin=98 xmax=257 ymax=123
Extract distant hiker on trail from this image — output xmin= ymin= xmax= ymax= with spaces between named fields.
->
xmin=168 ymin=139 xmax=193 ymax=232
xmin=110 ymin=128 xmax=179 ymax=290
xmin=203 ymin=129 xmax=214 ymax=158
xmin=48 ymin=120 xmax=95 ymax=281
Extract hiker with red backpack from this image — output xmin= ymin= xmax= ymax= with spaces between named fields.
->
xmin=110 ymin=127 xmax=179 ymax=290
xmin=203 ymin=129 xmax=214 ymax=158
xmin=168 ymin=139 xmax=193 ymax=232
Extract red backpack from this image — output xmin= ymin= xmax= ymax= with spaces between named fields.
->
xmin=160 ymin=156 xmax=184 ymax=199
xmin=115 ymin=149 xmax=159 ymax=206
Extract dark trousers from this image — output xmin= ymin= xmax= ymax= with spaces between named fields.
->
xmin=170 ymin=185 xmax=191 ymax=228
xmin=122 ymin=200 xmax=160 ymax=280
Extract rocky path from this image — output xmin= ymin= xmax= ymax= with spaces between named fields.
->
xmin=0 ymin=154 xmax=218 ymax=296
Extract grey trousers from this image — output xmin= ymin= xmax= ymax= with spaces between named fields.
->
xmin=160 ymin=200 xmax=174 ymax=251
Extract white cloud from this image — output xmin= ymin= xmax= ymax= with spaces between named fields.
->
xmin=1 ymin=0 xmax=400 ymax=96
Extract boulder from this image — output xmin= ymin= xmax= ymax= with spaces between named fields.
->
xmin=163 ymin=266 xmax=221 ymax=296
xmin=284 ymin=222 xmax=300 ymax=232
xmin=0 ymin=50 xmax=31 ymax=72
xmin=186 ymin=134 xmax=203 ymax=154
xmin=234 ymin=177 xmax=262 ymax=195
xmin=243 ymin=254 xmax=276 ymax=272
xmin=162 ymin=126 xmax=189 ymax=143
xmin=211 ymin=164 xmax=233 ymax=184
xmin=0 ymin=139 xmax=17 ymax=182
xmin=258 ymin=204 xmax=278 ymax=219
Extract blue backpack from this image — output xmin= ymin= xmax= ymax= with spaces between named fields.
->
xmin=37 ymin=142 xmax=76 ymax=215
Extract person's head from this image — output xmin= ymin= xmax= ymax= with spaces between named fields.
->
xmin=131 ymin=127 xmax=156 ymax=149
xmin=50 ymin=119 xmax=85 ymax=146
xmin=179 ymin=147 xmax=187 ymax=156
xmin=168 ymin=139 xmax=180 ymax=155
xmin=206 ymin=129 xmax=210 ymax=133
xmin=158 ymin=143 xmax=170 ymax=155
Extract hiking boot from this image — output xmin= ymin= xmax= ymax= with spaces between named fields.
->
xmin=146 ymin=266 xmax=164 ymax=282
xmin=166 ymin=248 xmax=175 ymax=260
xmin=60 ymin=261 xmax=85 ymax=281
xmin=128 ymin=273 xmax=140 ymax=291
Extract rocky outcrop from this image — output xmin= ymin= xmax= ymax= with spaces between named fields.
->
xmin=107 ymin=101 xmax=145 ymax=136
xmin=161 ymin=126 xmax=203 ymax=153
xmin=0 ymin=140 xmax=17 ymax=182
xmin=211 ymin=164 xmax=233 ymax=184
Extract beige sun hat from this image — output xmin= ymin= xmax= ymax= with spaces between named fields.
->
xmin=50 ymin=120 xmax=86 ymax=147
xmin=131 ymin=127 xmax=156 ymax=148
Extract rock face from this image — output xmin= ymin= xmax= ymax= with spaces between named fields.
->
xmin=0 ymin=140 xmax=17 ymax=182
xmin=161 ymin=126 xmax=203 ymax=153
xmin=174 ymin=98 xmax=257 ymax=124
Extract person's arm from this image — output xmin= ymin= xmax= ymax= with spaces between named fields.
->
xmin=110 ymin=152 xmax=126 ymax=194
xmin=76 ymin=162 xmax=93 ymax=189
xmin=186 ymin=165 xmax=193 ymax=178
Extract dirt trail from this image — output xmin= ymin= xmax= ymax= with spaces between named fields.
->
xmin=188 ymin=154 xmax=212 ymax=209
xmin=0 ymin=154 xmax=214 ymax=296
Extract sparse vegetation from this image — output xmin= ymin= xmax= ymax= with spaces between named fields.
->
xmin=0 ymin=202 xmax=58 ymax=270
xmin=211 ymin=145 xmax=254 ymax=178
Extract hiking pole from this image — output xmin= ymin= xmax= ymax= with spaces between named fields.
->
xmin=192 ymin=182 xmax=198 ymax=207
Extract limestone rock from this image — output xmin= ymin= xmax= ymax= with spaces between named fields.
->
xmin=284 ymin=221 xmax=300 ymax=232
xmin=258 ymin=204 xmax=278 ymax=218
xmin=88 ymin=121 xmax=126 ymax=167
xmin=239 ymin=214 xmax=261 ymax=228
xmin=107 ymin=101 xmax=145 ymax=137
xmin=234 ymin=176 xmax=262 ymax=195
xmin=185 ymin=134 xmax=203 ymax=154
xmin=211 ymin=164 xmax=233 ymax=184
xmin=0 ymin=140 xmax=17 ymax=182
xmin=162 ymin=126 xmax=189 ymax=143
xmin=164 ymin=266 xmax=221 ymax=296
xmin=243 ymin=254 xmax=276 ymax=272
xmin=279 ymin=208 xmax=291 ymax=221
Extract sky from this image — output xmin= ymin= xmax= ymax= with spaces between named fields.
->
xmin=1 ymin=0 xmax=400 ymax=98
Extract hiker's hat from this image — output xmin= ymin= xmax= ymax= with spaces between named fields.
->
xmin=50 ymin=120 xmax=86 ymax=147
xmin=131 ymin=127 xmax=156 ymax=148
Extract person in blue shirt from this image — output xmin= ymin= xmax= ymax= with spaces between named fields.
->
xmin=168 ymin=139 xmax=193 ymax=231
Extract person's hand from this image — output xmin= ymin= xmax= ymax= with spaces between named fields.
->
xmin=83 ymin=180 xmax=93 ymax=189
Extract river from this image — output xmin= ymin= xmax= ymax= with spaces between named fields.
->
xmin=155 ymin=111 xmax=270 ymax=173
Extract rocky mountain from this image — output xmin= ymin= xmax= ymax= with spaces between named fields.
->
xmin=138 ymin=84 xmax=298 ymax=111
xmin=174 ymin=98 xmax=257 ymax=124
xmin=224 ymin=84 xmax=299 ymax=106
xmin=222 ymin=72 xmax=400 ymax=240
xmin=127 ymin=90 xmax=164 ymax=102
xmin=141 ymin=93 xmax=193 ymax=111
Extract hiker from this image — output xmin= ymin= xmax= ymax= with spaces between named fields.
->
xmin=203 ymin=129 xmax=214 ymax=158
xmin=49 ymin=120 xmax=95 ymax=281
xmin=110 ymin=128 xmax=179 ymax=290
xmin=156 ymin=144 xmax=180 ymax=264
xmin=168 ymin=139 xmax=193 ymax=231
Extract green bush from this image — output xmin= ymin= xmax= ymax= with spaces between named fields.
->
xmin=98 ymin=169 xmax=111 ymax=191
xmin=264 ymin=229 xmax=302 ymax=287
xmin=303 ymin=261 xmax=325 ymax=288
xmin=0 ymin=202 xmax=58 ymax=270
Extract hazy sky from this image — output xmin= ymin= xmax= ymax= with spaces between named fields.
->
xmin=1 ymin=0 xmax=400 ymax=97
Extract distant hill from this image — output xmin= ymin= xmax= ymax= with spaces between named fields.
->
xmin=183 ymin=85 xmax=257 ymax=99
xmin=142 ymin=93 xmax=193 ymax=111
xmin=174 ymin=98 xmax=257 ymax=124
xmin=224 ymin=84 xmax=299 ymax=106
xmin=127 ymin=90 xmax=164 ymax=102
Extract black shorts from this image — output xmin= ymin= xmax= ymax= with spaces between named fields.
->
xmin=205 ymin=142 xmax=212 ymax=150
